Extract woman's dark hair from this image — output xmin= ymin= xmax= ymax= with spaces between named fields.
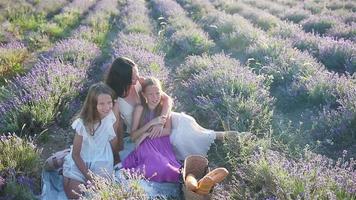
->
xmin=105 ymin=57 xmax=136 ymax=98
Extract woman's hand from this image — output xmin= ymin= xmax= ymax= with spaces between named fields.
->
xmin=135 ymin=132 xmax=150 ymax=146
xmin=148 ymin=115 xmax=167 ymax=137
xmin=149 ymin=116 xmax=165 ymax=127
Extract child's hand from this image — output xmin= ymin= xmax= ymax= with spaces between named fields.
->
xmin=150 ymin=116 xmax=165 ymax=126
xmin=148 ymin=124 xmax=163 ymax=138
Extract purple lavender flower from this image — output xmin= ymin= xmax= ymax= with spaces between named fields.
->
xmin=16 ymin=175 xmax=35 ymax=192
xmin=0 ymin=176 xmax=5 ymax=190
xmin=176 ymin=53 xmax=273 ymax=132
xmin=51 ymin=38 xmax=100 ymax=68
xmin=113 ymin=44 xmax=168 ymax=84
xmin=121 ymin=0 xmax=152 ymax=34
xmin=0 ymin=58 xmax=86 ymax=133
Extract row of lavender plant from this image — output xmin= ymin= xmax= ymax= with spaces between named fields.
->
xmin=269 ymin=0 xmax=356 ymax=13
xmin=0 ymin=0 xmax=104 ymax=136
xmin=243 ymin=0 xmax=356 ymax=41
xmin=178 ymin=0 xmax=322 ymax=105
xmin=175 ymin=1 xmax=356 ymax=198
xmin=0 ymin=0 xmax=70 ymax=82
xmin=72 ymin=0 xmax=118 ymax=48
xmin=211 ymin=0 xmax=356 ymax=156
xmin=0 ymin=134 xmax=42 ymax=199
xmin=0 ymin=0 xmax=122 ymax=197
xmin=177 ymin=1 xmax=356 ymax=198
xmin=214 ymin=0 xmax=356 ymax=74
xmin=110 ymin=0 xmax=168 ymax=86
xmin=179 ymin=0 xmax=356 ymax=158
xmin=222 ymin=132 xmax=356 ymax=199
xmin=174 ymin=53 xmax=275 ymax=134
xmin=147 ymin=0 xmax=274 ymax=134
xmin=41 ymin=0 xmax=98 ymax=39
xmin=1 ymin=0 xmax=71 ymax=47
xmin=149 ymin=0 xmax=215 ymax=59
xmin=0 ymin=0 xmax=97 ymax=84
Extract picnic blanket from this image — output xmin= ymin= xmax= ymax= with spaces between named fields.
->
xmin=41 ymin=137 xmax=182 ymax=200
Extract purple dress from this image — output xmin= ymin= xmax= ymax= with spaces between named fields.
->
xmin=122 ymin=111 xmax=181 ymax=183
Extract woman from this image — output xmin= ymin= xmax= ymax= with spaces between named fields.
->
xmin=105 ymin=57 xmax=172 ymax=164
xmin=105 ymin=57 xmax=230 ymax=161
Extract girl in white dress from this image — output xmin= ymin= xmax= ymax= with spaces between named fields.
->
xmin=62 ymin=82 xmax=120 ymax=199
xmin=105 ymin=57 xmax=228 ymax=161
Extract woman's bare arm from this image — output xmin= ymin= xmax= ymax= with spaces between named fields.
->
xmin=111 ymin=100 xmax=123 ymax=163
xmin=161 ymin=115 xmax=172 ymax=136
xmin=160 ymin=92 xmax=173 ymax=118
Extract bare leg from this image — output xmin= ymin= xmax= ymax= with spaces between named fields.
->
xmin=215 ymin=131 xmax=239 ymax=141
xmin=63 ymin=176 xmax=83 ymax=199
xmin=215 ymin=131 xmax=225 ymax=140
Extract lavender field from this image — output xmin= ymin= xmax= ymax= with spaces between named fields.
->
xmin=0 ymin=0 xmax=355 ymax=199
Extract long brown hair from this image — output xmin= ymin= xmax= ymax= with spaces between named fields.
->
xmin=105 ymin=57 xmax=136 ymax=98
xmin=78 ymin=82 xmax=115 ymax=136
xmin=139 ymin=77 xmax=163 ymax=128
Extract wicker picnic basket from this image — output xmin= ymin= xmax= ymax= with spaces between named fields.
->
xmin=182 ymin=155 xmax=212 ymax=200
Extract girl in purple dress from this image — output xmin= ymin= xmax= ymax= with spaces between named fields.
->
xmin=122 ymin=77 xmax=181 ymax=183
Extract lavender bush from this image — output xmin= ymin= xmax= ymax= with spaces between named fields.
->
xmin=0 ymin=134 xmax=41 ymax=175
xmin=44 ymin=0 xmax=97 ymax=38
xmin=327 ymin=22 xmax=356 ymax=41
xmin=175 ymin=54 xmax=274 ymax=133
xmin=302 ymin=15 xmax=339 ymax=35
xmin=79 ymin=0 xmax=118 ymax=46
xmin=0 ymin=59 xmax=86 ymax=135
xmin=151 ymin=0 xmax=214 ymax=58
xmin=111 ymin=0 xmax=169 ymax=85
xmin=291 ymin=33 xmax=355 ymax=73
xmin=311 ymin=86 xmax=356 ymax=158
xmin=51 ymin=38 xmax=100 ymax=68
xmin=113 ymin=42 xmax=168 ymax=85
xmin=121 ymin=0 xmax=152 ymax=34
xmin=0 ymin=41 xmax=29 ymax=79
xmin=113 ymin=33 xmax=157 ymax=53
xmin=216 ymin=0 xmax=356 ymax=74
xmin=231 ymin=149 xmax=356 ymax=199
xmin=36 ymin=0 xmax=68 ymax=14
xmin=281 ymin=9 xmax=310 ymax=23
xmin=78 ymin=171 xmax=151 ymax=200
xmin=0 ymin=134 xmax=41 ymax=199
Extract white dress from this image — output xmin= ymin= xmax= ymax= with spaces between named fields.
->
xmin=63 ymin=111 xmax=117 ymax=182
xmin=170 ymin=112 xmax=216 ymax=161
xmin=117 ymin=83 xmax=141 ymax=133
xmin=117 ymin=82 xmax=216 ymax=161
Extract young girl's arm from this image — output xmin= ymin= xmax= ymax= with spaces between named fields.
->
xmin=130 ymin=105 xmax=164 ymax=142
xmin=72 ymin=133 xmax=92 ymax=182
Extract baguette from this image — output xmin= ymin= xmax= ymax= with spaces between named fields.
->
xmin=206 ymin=167 xmax=229 ymax=183
xmin=185 ymin=173 xmax=198 ymax=191
xmin=196 ymin=175 xmax=214 ymax=195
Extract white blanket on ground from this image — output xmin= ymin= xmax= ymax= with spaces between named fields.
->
xmin=41 ymin=137 xmax=181 ymax=200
